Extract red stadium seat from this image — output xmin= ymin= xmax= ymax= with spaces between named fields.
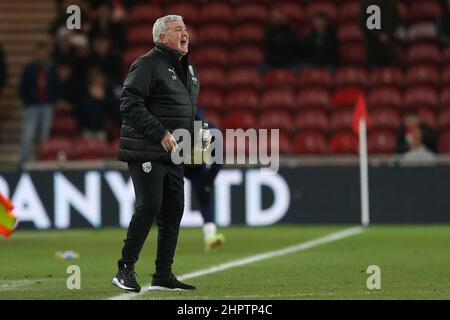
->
xmin=444 ymin=47 xmax=450 ymax=65
xmin=405 ymin=65 xmax=440 ymax=88
xmin=197 ymin=89 xmax=224 ymax=111
xmin=39 ymin=138 xmax=73 ymax=161
xmin=199 ymin=2 xmax=233 ymax=24
xmin=164 ymin=3 xmax=198 ymax=26
xmin=367 ymin=88 xmax=403 ymax=110
xmin=368 ymin=130 xmax=397 ymax=154
xmin=273 ymin=1 xmax=304 ymax=25
xmin=297 ymin=88 xmax=330 ymax=111
xmin=230 ymin=46 xmax=264 ymax=67
xmin=330 ymin=108 xmax=354 ymax=132
xmin=130 ymin=4 xmax=163 ymax=24
xmin=122 ymin=46 xmax=150 ymax=70
xmin=258 ymin=110 xmax=293 ymax=133
xmin=227 ymin=68 xmax=263 ymax=90
xmin=406 ymin=43 xmax=441 ymax=65
xmin=395 ymin=44 xmax=407 ymax=68
xmin=438 ymin=108 xmax=450 ymax=131
xmin=306 ymin=1 xmax=337 ymax=22
xmin=370 ymin=67 xmax=404 ymax=89
xmin=442 ymin=88 xmax=450 ymax=109
xmin=418 ymin=108 xmax=437 ymax=131
xmin=233 ymin=23 xmax=265 ymax=44
xmin=264 ymin=69 xmax=296 ymax=89
xmin=292 ymin=132 xmax=328 ymax=154
xmin=127 ymin=25 xmax=152 ymax=46
xmin=438 ymin=130 xmax=450 ymax=153
xmin=235 ymin=3 xmax=269 ymax=23
xmin=339 ymin=42 xmax=367 ymax=66
xmin=294 ymin=109 xmax=328 ymax=133
xmin=222 ymin=111 xmax=256 ymax=130
xmin=335 ymin=67 xmax=369 ymax=90
xmin=196 ymin=23 xmax=231 ymax=45
xmin=260 ymin=89 xmax=296 ymax=110
xmin=203 ymin=110 xmax=222 ymax=130
xmin=338 ymin=1 xmax=360 ymax=22
xmin=328 ymin=132 xmax=358 ymax=154
xmin=368 ymin=108 xmax=400 ymax=131
xmin=190 ymin=45 xmax=229 ymax=67
xmin=337 ymin=23 xmax=363 ymax=43
xmin=409 ymin=0 xmax=441 ymax=23
xmin=298 ymin=68 xmax=333 ymax=89
xmin=197 ymin=67 xmax=226 ymax=88
xmin=104 ymin=139 xmax=119 ymax=159
xmin=442 ymin=66 xmax=450 ymax=86
xmin=51 ymin=115 xmax=77 ymax=138
xmin=331 ymin=88 xmax=364 ymax=109
xmin=257 ymin=130 xmax=291 ymax=155
xmin=404 ymin=87 xmax=439 ymax=111
xmin=69 ymin=138 xmax=110 ymax=160
xmin=225 ymin=89 xmax=259 ymax=111
xmin=397 ymin=1 xmax=408 ymax=22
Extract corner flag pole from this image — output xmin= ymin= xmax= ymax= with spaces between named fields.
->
xmin=358 ymin=118 xmax=370 ymax=227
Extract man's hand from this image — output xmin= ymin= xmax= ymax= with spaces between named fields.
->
xmin=161 ymin=132 xmax=177 ymax=152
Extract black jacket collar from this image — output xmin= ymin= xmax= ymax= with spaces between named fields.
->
xmin=155 ymin=43 xmax=189 ymax=66
xmin=155 ymin=43 xmax=190 ymax=90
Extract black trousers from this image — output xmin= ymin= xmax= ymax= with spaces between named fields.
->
xmin=118 ymin=161 xmax=184 ymax=276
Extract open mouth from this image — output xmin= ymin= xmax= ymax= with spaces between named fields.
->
xmin=180 ymin=38 xmax=188 ymax=48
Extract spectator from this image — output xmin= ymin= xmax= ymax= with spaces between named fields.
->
xmin=78 ymin=67 xmax=117 ymax=140
xmin=0 ymin=44 xmax=6 ymax=95
xmin=361 ymin=0 xmax=400 ymax=68
xmin=71 ymin=33 xmax=91 ymax=83
xmin=89 ymin=1 xmax=127 ymax=55
xmin=262 ymin=8 xmax=299 ymax=70
xmin=437 ymin=0 xmax=450 ymax=46
xmin=53 ymin=27 xmax=77 ymax=66
xmin=301 ymin=12 xmax=338 ymax=70
xmin=89 ymin=36 xmax=122 ymax=86
xmin=396 ymin=111 xmax=437 ymax=162
xmin=19 ymin=42 xmax=58 ymax=165
xmin=55 ymin=61 xmax=80 ymax=116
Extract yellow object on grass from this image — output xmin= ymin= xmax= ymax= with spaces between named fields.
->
xmin=0 ymin=193 xmax=17 ymax=238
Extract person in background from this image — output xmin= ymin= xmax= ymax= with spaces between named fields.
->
xmin=262 ymin=8 xmax=299 ymax=71
xmin=301 ymin=11 xmax=338 ymax=71
xmin=55 ymin=61 xmax=80 ymax=116
xmin=78 ymin=67 xmax=116 ymax=140
xmin=18 ymin=41 xmax=58 ymax=166
xmin=89 ymin=1 xmax=127 ymax=55
xmin=396 ymin=111 xmax=437 ymax=162
xmin=184 ymin=108 xmax=225 ymax=252
xmin=53 ymin=27 xmax=76 ymax=66
xmin=361 ymin=0 xmax=400 ymax=68
xmin=437 ymin=0 xmax=450 ymax=46
xmin=89 ymin=36 xmax=122 ymax=87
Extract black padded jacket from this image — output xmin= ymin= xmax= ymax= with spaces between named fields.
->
xmin=118 ymin=43 xmax=199 ymax=163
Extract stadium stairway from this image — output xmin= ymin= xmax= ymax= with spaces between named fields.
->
xmin=0 ymin=0 xmax=55 ymax=169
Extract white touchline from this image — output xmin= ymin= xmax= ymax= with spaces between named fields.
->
xmin=109 ymin=226 xmax=364 ymax=300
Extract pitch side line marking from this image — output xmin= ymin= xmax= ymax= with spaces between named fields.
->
xmin=109 ymin=226 xmax=364 ymax=300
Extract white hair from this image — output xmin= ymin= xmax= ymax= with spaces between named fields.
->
xmin=152 ymin=15 xmax=184 ymax=44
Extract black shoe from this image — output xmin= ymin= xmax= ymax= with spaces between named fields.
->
xmin=149 ymin=273 xmax=196 ymax=291
xmin=112 ymin=264 xmax=141 ymax=292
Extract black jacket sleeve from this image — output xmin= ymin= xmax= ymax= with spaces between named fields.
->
xmin=120 ymin=56 xmax=168 ymax=144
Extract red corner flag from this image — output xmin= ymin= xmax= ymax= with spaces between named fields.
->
xmin=352 ymin=94 xmax=369 ymax=134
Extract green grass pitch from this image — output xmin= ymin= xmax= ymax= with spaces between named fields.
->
xmin=0 ymin=225 xmax=449 ymax=300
